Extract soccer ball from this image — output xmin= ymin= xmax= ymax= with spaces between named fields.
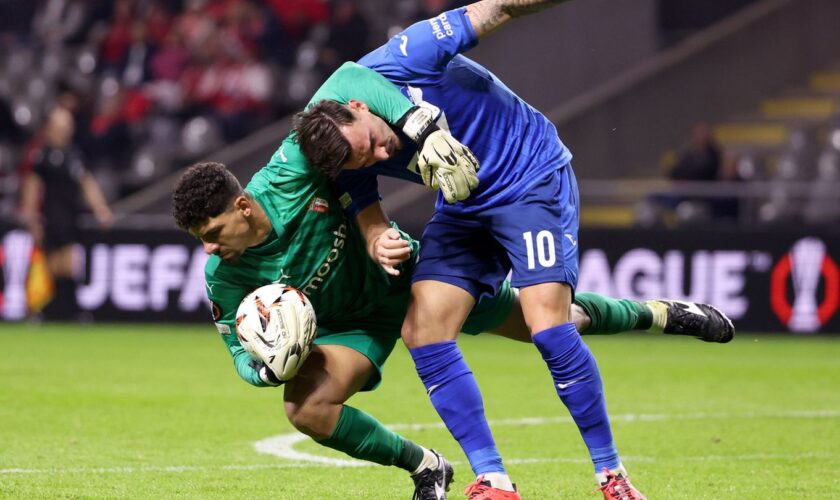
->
xmin=235 ymin=283 xmax=317 ymax=381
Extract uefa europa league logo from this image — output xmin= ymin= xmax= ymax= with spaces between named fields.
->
xmin=789 ymin=238 xmax=825 ymax=332
xmin=771 ymin=237 xmax=840 ymax=333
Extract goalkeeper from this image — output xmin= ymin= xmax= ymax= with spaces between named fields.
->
xmin=171 ymin=65 xmax=732 ymax=500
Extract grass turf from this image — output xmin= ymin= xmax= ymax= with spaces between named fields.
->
xmin=1 ymin=323 xmax=838 ymax=499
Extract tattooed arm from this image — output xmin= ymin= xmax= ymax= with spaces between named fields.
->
xmin=465 ymin=0 xmax=573 ymax=38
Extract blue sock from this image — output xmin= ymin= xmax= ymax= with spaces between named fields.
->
xmin=532 ymin=323 xmax=620 ymax=472
xmin=409 ymin=340 xmax=505 ymax=476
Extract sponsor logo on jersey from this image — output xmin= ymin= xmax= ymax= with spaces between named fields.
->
xmin=429 ymin=12 xmax=454 ymax=40
xmin=309 ymin=197 xmax=329 ymax=214
xmin=302 ymin=223 xmax=347 ymax=295
xmin=211 ymin=301 xmax=222 ymax=321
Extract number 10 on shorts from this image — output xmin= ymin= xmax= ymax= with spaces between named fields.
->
xmin=522 ymin=230 xmax=556 ymax=269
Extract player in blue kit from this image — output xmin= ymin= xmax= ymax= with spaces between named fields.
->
xmin=293 ymin=1 xmax=656 ymax=499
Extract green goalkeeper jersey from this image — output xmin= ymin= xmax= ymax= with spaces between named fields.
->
xmin=204 ymin=62 xmax=414 ymax=386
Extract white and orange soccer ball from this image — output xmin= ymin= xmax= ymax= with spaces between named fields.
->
xmin=235 ymin=283 xmax=317 ymax=381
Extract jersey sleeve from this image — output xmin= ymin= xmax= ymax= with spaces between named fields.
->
xmin=307 ymin=61 xmax=414 ymax=124
xmin=358 ymin=8 xmax=478 ymax=82
xmin=335 ymin=169 xmax=380 ymax=219
xmin=205 ymin=267 xmax=272 ymax=388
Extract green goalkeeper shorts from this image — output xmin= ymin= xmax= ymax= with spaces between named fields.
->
xmin=314 ymin=280 xmax=515 ymax=391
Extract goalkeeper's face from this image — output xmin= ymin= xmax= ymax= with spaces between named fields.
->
xmin=189 ymin=197 xmax=255 ymax=263
xmin=339 ymin=100 xmax=401 ymax=170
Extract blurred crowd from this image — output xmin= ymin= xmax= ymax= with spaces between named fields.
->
xmin=638 ymin=115 xmax=840 ymax=228
xmin=0 ymin=0 xmax=461 ymax=217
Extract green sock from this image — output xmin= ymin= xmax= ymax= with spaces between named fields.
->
xmin=398 ymin=438 xmax=426 ymax=473
xmin=318 ymin=405 xmax=422 ymax=471
xmin=574 ymin=292 xmax=652 ymax=335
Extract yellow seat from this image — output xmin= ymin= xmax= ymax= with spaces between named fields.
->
xmin=761 ymin=97 xmax=837 ymax=120
xmin=712 ymin=122 xmax=788 ymax=147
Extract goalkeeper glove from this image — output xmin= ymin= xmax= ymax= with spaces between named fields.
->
xmin=398 ymin=105 xmax=480 ymax=203
xmin=252 ymin=360 xmax=284 ymax=387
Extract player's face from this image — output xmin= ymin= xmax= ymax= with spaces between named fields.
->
xmin=339 ymin=100 xmax=401 ymax=170
xmin=190 ymin=198 xmax=253 ymax=263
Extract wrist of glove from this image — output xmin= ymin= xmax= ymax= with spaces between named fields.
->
xmin=398 ymin=105 xmax=439 ymax=144
xmin=257 ymin=362 xmax=284 ymax=387
xmin=397 ymin=106 xmax=480 ymax=203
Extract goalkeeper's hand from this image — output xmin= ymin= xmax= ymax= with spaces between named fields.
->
xmin=252 ymin=360 xmax=284 ymax=387
xmin=418 ymin=130 xmax=480 ymax=203
xmin=398 ymin=106 xmax=480 ymax=203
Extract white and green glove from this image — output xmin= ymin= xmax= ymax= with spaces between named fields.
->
xmin=398 ymin=105 xmax=480 ymax=203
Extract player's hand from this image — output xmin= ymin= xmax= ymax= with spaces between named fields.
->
xmin=398 ymin=105 xmax=480 ymax=203
xmin=417 ymin=129 xmax=480 ymax=203
xmin=249 ymin=359 xmax=284 ymax=386
xmin=256 ymin=361 xmax=284 ymax=386
xmin=27 ymin=222 xmax=44 ymax=247
xmin=372 ymin=227 xmax=411 ymax=276
xmin=95 ymin=207 xmax=114 ymax=230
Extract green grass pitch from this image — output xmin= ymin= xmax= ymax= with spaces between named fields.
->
xmin=1 ymin=324 xmax=839 ymax=499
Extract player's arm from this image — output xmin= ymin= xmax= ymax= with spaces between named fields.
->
xmin=355 ymin=202 xmax=411 ymax=276
xmin=310 ymin=62 xmax=414 ymax=125
xmin=309 ymin=63 xmax=480 ymax=202
xmin=79 ymin=171 xmax=114 ymax=229
xmin=206 ymin=278 xmax=283 ymax=388
xmin=465 ymin=0 xmax=572 ymax=39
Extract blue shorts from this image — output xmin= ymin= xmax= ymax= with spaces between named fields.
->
xmin=413 ymin=164 xmax=580 ymax=301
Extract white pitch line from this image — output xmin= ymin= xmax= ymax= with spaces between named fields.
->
xmin=3 ymin=410 xmax=838 ymax=475
xmin=253 ymin=409 xmax=840 ymax=466
xmin=2 ymin=452 xmax=835 ymax=476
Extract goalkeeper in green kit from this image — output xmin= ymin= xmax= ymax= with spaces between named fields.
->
xmin=171 ymin=63 xmax=733 ymax=500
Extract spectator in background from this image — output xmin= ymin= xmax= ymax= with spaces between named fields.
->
xmin=120 ymin=20 xmax=157 ymax=88
xmin=98 ymin=0 xmax=135 ymax=72
xmin=0 ymin=0 xmax=38 ymax=48
xmin=0 ymin=95 xmax=26 ymax=145
xmin=317 ymin=0 xmax=370 ymax=76
xmin=86 ymin=89 xmax=134 ymax=172
xmin=670 ymin=121 xmax=721 ymax=182
xmin=18 ymin=106 xmax=113 ymax=320
xmin=150 ymin=29 xmax=189 ymax=82
xmin=712 ymin=150 xmax=743 ymax=222
xmin=221 ymin=0 xmax=277 ymax=58
xmin=266 ymin=0 xmax=329 ymax=67
xmin=144 ymin=0 xmax=174 ymax=47
xmin=641 ymin=121 xmax=726 ymax=226
xmin=32 ymin=0 xmax=87 ymax=48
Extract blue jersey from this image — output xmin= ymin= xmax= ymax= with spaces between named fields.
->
xmin=338 ymin=7 xmax=572 ymax=218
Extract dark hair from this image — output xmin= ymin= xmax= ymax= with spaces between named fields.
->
xmin=171 ymin=162 xmax=242 ymax=230
xmin=292 ymin=100 xmax=355 ymax=178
